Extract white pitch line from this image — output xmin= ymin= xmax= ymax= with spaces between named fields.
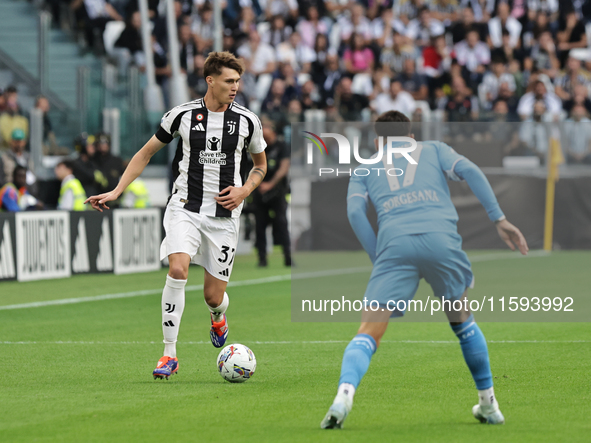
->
xmin=0 ymin=251 xmax=549 ymax=311
xmin=0 ymin=267 xmax=375 ymax=311
xmin=469 ymin=249 xmax=549 ymax=262
xmin=1 ymin=340 xmax=588 ymax=345
xmin=0 ymin=277 xmax=280 ymax=311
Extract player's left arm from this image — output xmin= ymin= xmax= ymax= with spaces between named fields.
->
xmin=453 ymin=158 xmax=529 ymax=255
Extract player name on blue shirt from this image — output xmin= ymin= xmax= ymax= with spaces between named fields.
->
xmin=347 ymin=139 xmax=505 ymax=260
xmin=383 ymin=189 xmax=440 ymax=213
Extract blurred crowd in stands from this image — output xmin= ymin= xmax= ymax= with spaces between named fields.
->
xmin=5 ymin=0 xmax=591 ymax=212
xmin=0 ymin=84 xmax=148 ymax=210
xmin=43 ymin=0 xmax=591 ymax=164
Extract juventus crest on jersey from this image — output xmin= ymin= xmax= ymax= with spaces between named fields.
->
xmin=156 ymin=99 xmax=266 ymax=218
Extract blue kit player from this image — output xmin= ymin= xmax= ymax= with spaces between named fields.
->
xmin=321 ymin=111 xmax=529 ymax=429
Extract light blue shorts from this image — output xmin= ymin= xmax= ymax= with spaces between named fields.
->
xmin=365 ymin=232 xmax=474 ymax=317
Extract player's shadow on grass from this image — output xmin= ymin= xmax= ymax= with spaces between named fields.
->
xmin=134 ymin=380 xmax=224 ymax=385
xmin=317 ymin=421 xmax=490 ymax=432
xmin=134 ymin=380 xmax=259 ymax=385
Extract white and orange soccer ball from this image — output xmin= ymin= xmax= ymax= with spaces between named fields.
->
xmin=216 ymin=343 xmax=256 ymax=383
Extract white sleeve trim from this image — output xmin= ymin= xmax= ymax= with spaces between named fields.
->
xmin=445 ymin=158 xmax=464 ymax=181
xmin=347 ymin=192 xmax=369 ymax=201
xmin=246 ymin=115 xmax=267 ymax=154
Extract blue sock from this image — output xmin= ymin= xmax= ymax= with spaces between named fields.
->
xmin=338 ymin=334 xmax=376 ymax=388
xmin=451 ymin=315 xmax=493 ymax=390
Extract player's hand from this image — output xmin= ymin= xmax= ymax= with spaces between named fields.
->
xmin=85 ymin=190 xmax=120 ymax=212
xmin=215 ymin=186 xmax=248 ymax=211
xmin=258 ymin=182 xmax=273 ymax=194
xmin=496 ymin=219 xmax=529 ymax=255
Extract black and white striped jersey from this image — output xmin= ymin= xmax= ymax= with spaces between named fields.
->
xmin=155 ymin=98 xmax=266 ymax=218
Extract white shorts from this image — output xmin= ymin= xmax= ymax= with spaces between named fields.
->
xmin=160 ymin=202 xmax=240 ymax=282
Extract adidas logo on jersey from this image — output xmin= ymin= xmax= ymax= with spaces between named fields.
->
xmin=192 ymin=123 xmax=205 ymax=131
xmin=219 ymin=268 xmax=229 ymax=277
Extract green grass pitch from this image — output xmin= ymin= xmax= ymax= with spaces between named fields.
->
xmin=0 ymin=250 xmax=589 ymax=442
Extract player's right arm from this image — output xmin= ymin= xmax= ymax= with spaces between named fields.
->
xmin=86 ymin=105 xmax=184 ymax=211
xmin=436 ymin=142 xmax=529 ymax=255
xmin=347 ymin=174 xmax=377 ymax=263
xmin=85 ymin=135 xmax=166 ymax=212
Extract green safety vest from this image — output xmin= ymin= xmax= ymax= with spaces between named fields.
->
xmin=124 ymin=180 xmax=150 ymax=208
xmin=59 ymin=177 xmax=87 ymax=211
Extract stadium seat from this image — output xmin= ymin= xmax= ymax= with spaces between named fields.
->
xmin=257 ymin=22 xmax=271 ymax=38
xmin=351 ymin=73 xmax=373 ymax=96
xmin=249 ymin=99 xmax=261 ymax=115
xmin=502 ymin=156 xmax=541 ymax=168
xmin=344 ymin=126 xmax=363 ymax=144
xmin=255 ymin=73 xmax=273 ymax=102
xmin=328 ymin=22 xmax=341 ymax=52
xmin=304 ymin=109 xmax=326 ymax=122
xmin=103 ymin=21 xmax=126 ymax=58
xmin=297 ymin=73 xmax=311 ymax=86
xmin=361 ymin=108 xmax=371 ymax=122
xmin=569 ymin=47 xmax=591 ymax=61
xmin=415 ymin=56 xmax=424 ymax=73
xmin=477 ymin=82 xmax=488 ymax=109
xmin=414 ymin=101 xmax=432 ymax=122
xmin=0 ymin=69 xmax=14 ymax=88
xmin=432 ymin=109 xmax=445 ymax=122
xmin=538 ymin=73 xmax=555 ymax=94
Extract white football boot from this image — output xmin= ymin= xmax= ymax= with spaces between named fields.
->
xmin=320 ymin=395 xmax=353 ymax=429
xmin=472 ymin=401 xmax=505 ymax=424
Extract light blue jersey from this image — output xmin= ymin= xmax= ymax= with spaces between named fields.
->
xmin=333 ymin=141 xmax=499 ymax=406
xmin=347 ymin=140 xmax=505 ymax=311
xmin=347 ymin=140 xmax=504 ymax=262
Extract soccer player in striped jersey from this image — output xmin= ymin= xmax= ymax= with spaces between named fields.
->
xmin=320 ymin=111 xmax=529 ymax=428
xmin=85 ymin=52 xmax=267 ymax=380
